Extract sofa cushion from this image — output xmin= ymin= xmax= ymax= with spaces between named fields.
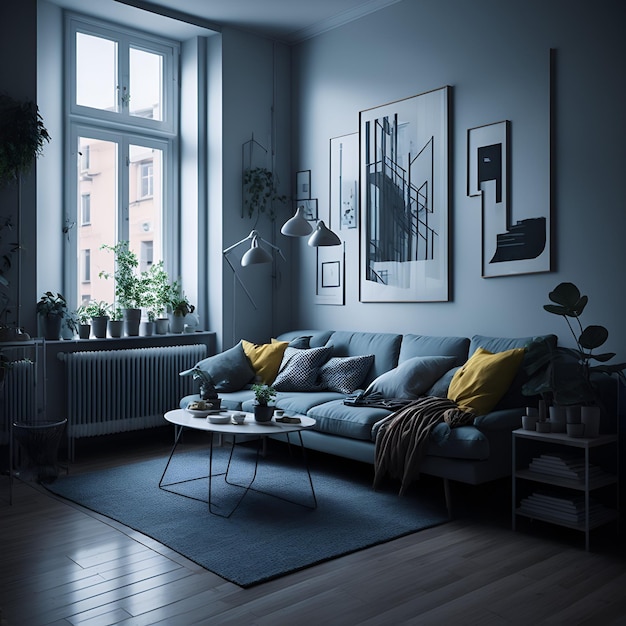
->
xmin=241 ymin=339 xmax=288 ymax=384
xmin=244 ymin=390 xmax=345 ymax=415
xmin=179 ymin=342 xmax=255 ymax=392
xmin=273 ymin=346 xmax=333 ymax=391
xmin=365 ymin=355 xmax=457 ymax=400
xmin=275 ymin=329 xmax=335 ymax=348
xmin=307 ymin=399 xmax=392 ymax=440
xmin=448 ymin=347 xmax=526 ymax=415
xmin=399 ymin=335 xmax=470 ymax=367
xmin=425 ymin=424 xmax=490 ymax=460
xmin=318 ymin=355 xmax=374 ymax=393
xmin=326 ymin=331 xmax=402 ymax=384
xmin=469 ymin=334 xmax=558 ymax=409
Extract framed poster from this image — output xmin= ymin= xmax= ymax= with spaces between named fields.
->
xmin=315 ymin=243 xmax=345 ymax=305
xmin=295 ymin=170 xmax=311 ymax=200
xmin=468 ymin=120 xmax=550 ymax=277
xmin=359 ymin=86 xmax=450 ymax=302
xmin=330 ymin=133 xmax=358 ymax=229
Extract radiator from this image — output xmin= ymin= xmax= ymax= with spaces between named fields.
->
xmin=0 ymin=360 xmax=37 ymax=444
xmin=58 ymin=344 xmax=207 ymax=442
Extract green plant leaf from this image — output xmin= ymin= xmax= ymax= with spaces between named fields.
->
xmin=548 ymin=282 xmax=580 ymax=307
xmin=579 ymin=325 xmax=608 ymax=350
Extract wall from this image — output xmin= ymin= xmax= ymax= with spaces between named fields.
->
xmin=289 ymin=0 xmax=626 ymax=361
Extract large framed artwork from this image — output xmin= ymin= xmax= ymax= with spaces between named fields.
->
xmin=359 ymin=86 xmax=450 ymax=302
xmin=330 ymin=133 xmax=358 ymax=230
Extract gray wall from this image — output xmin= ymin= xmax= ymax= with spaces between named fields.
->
xmin=287 ymin=0 xmax=626 ymax=359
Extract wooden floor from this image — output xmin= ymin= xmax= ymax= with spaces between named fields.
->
xmin=1 ymin=428 xmax=625 ymax=626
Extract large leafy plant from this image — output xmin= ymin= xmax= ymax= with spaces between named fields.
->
xmin=523 ymin=282 xmax=626 ymax=405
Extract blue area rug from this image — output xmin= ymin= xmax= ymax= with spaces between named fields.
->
xmin=46 ymin=443 xmax=448 ymax=587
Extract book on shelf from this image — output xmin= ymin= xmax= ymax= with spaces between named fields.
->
xmin=527 ymin=453 xmax=606 ymax=481
xmin=518 ymin=491 xmax=615 ymax=525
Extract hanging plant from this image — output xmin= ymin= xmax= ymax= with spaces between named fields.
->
xmin=242 ymin=167 xmax=287 ymax=221
xmin=0 ymin=94 xmax=51 ymax=188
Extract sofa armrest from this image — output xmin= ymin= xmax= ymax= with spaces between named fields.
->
xmin=473 ymin=407 xmax=523 ymax=431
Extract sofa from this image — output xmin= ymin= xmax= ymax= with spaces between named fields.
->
xmin=180 ymin=329 xmax=565 ymax=513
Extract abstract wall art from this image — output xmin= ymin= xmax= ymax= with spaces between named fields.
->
xmin=359 ymin=86 xmax=450 ymax=302
xmin=330 ymin=133 xmax=359 ymax=230
xmin=468 ymin=120 xmax=551 ymax=277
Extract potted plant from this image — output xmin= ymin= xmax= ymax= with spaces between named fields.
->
xmin=185 ymin=366 xmax=221 ymax=409
xmin=100 ymin=242 xmax=144 ymax=336
xmin=36 ymin=291 xmax=67 ymax=340
xmin=144 ymin=261 xmax=171 ymax=334
xmin=0 ymin=95 xmax=51 ymax=335
xmin=85 ymin=300 xmax=111 ymax=338
xmin=242 ymin=166 xmax=287 ymax=220
xmin=168 ymin=279 xmax=194 ymax=334
xmin=251 ymin=383 xmax=276 ymax=422
xmin=108 ymin=306 xmax=124 ymax=338
xmin=523 ymin=282 xmax=626 ymax=437
xmin=75 ymin=304 xmax=91 ymax=339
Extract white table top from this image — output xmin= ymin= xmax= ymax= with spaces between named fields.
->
xmin=164 ymin=408 xmax=316 ymax=435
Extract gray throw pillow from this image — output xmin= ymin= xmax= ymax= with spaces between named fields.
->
xmin=365 ymin=355 xmax=457 ymax=399
xmin=273 ymin=346 xmax=333 ymax=391
xmin=318 ymin=355 xmax=374 ymax=393
xmin=180 ymin=342 xmax=255 ymax=392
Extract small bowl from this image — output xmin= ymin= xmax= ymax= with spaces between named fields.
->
xmin=207 ymin=414 xmax=231 ymax=424
xmin=231 ymin=412 xmax=246 ymax=425
xmin=274 ymin=409 xmax=285 ymax=417
xmin=186 ymin=408 xmax=211 ymax=418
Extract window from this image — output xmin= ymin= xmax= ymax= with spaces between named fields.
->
xmin=65 ymin=13 xmax=178 ymax=308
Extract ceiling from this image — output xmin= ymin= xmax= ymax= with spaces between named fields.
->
xmin=110 ymin=0 xmax=404 ymax=44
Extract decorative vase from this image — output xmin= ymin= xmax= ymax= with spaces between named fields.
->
xmin=254 ymin=404 xmax=274 ymax=423
xmin=168 ymin=313 xmax=185 ymax=334
xmin=566 ymin=405 xmax=582 ymax=425
xmin=108 ymin=320 xmax=124 ymax=338
xmin=140 ymin=321 xmax=154 ymax=337
xmin=522 ymin=415 xmax=537 ymax=431
xmin=581 ymin=406 xmax=601 ymax=438
xmin=155 ymin=317 xmax=169 ymax=335
xmin=123 ymin=308 xmax=141 ymax=337
xmin=42 ymin=314 xmax=63 ymax=340
xmin=78 ymin=324 xmax=91 ymax=339
xmin=91 ymin=316 xmax=109 ymax=339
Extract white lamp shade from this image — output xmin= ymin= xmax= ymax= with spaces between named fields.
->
xmin=241 ymin=237 xmax=273 ymax=266
xmin=281 ymin=206 xmax=313 ymax=237
xmin=308 ymin=220 xmax=341 ymax=247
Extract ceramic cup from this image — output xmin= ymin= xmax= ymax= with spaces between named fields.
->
xmin=231 ymin=412 xmax=246 ymax=424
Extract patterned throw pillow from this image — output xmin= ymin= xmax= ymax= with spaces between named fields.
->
xmin=273 ymin=346 xmax=333 ymax=391
xmin=318 ymin=355 xmax=374 ymax=394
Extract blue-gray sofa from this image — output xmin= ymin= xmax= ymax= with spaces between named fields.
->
xmin=181 ymin=329 xmax=560 ymax=513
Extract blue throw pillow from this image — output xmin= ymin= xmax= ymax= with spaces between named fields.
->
xmin=180 ymin=342 xmax=255 ymax=392
xmin=318 ymin=355 xmax=374 ymax=393
xmin=365 ymin=355 xmax=457 ymax=400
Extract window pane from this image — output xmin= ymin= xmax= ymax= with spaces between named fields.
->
xmin=77 ymin=136 xmax=118 ymax=305
xmin=128 ymin=144 xmax=162 ymax=265
xmin=76 ymin=33 xmax=118 ymax=112
xmin=129 ymin=47 xmax=163 ymax=121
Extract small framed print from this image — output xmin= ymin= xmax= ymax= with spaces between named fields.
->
xmin=296 ymin=170 xmax=311 ymax=200
xmin=330 ymin=133 xmax=359 ymax=230
xmin=321 ymin=261 xmax=341 ymax=288
xmin=293 ymin=198 xmax=318 ymax=221
xmin=316 ymin=243 xmax=345 ymax=305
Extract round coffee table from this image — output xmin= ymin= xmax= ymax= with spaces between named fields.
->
xmin=160 ymin=409 xmax=317 ymax=517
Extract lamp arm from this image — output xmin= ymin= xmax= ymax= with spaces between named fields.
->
xmin=223 ymin=251 xmax=258 ymax=308
xmin=256 ymin=235 xmax=286 ymax=262
xmin=221 ymin=231 xmax=256 ymax=255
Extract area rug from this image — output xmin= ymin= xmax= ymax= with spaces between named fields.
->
xmin=45 ymin=443 xmax=448 ymax=587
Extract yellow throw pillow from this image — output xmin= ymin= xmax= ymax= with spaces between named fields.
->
xmin=241 ymin=339 xmax=289 ymax=385
xmin=447 ymin=347 xmax=525 ymax=415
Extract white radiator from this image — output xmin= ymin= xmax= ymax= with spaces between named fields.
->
xmin=0 ymin=360 xmax=37 ymax=444
xmin=58 ymin=344 xmax=207 ymax=441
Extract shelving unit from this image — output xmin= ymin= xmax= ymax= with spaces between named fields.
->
xmin=512 ymin=428 xmax=619 ymax=551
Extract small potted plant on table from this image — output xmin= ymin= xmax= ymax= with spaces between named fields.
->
xmin=252 ymin=383 xmax=276 ymax=422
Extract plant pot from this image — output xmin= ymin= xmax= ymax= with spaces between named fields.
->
xmin=41 ymin=314 xmax=63 ymax=340
xmin=254 ymin=404 xmax=274 ymax=423
xmin=140 ymin=321 xmax=155 ymax=337
xmin=108 ymin=320 xmax=124 ymax=338
xmin=522 ymin=415 xmax=537 ymax=431
xmin=548 ymin=406 xmax=566 ymax=433
xmin=91 ymin=315 xmax=109 ymax=339
xmin=123 ymin=308 xmax=141 ymax=337
xmin=78 ymin=324 xmax=91 ymax=339
xmin=168 ymin=313 xmax=185 ymax=334
xmin=535 ymin=421 xmax=551 ymax=433
xmin=567 ymin=423 xmax=585 ymax=438
xmin=155 ymin=318 xmax=169 ymax=335
xmin=566 ymin=405 xmax=582 ymax=424
xmin=581 ymin=406 xmax=601 ymax=438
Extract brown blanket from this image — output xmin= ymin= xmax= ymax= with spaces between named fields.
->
xmin=373 ymin=396 xmax=474 ymax=495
